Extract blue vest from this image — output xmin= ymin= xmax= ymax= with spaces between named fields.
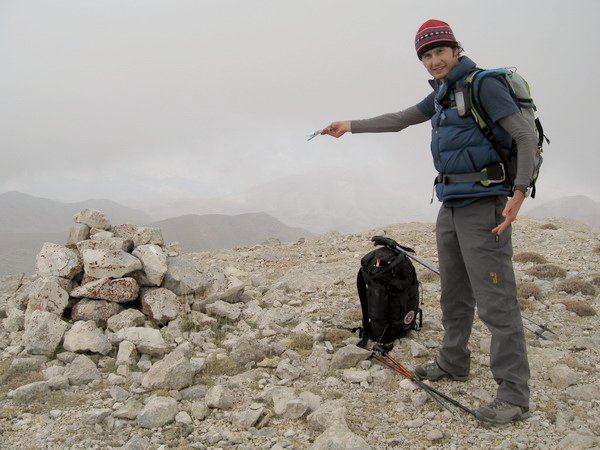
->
xmin=430 ymin=57 xmax=512 ymax=203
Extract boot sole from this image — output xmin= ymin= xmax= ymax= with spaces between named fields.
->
xmin=476 ymin=410 xmax=531 ymax=425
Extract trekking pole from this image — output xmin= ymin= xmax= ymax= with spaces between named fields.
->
xmin=522 ymin=315 xmax=557 ymax=336
xmin=370 ymin=352 xmax=462 ymax=421
xmin=375 ymin=346 xmax=477 ymax=418
xmin=371 ymin=236 xmax=440 ymax=275
xmin=371 ymin=235 xmax=558 ymax=339
xmin=371 ymin=345 xmax=475 ymax=420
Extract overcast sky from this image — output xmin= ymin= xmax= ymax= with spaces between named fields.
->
xmin=1 ymin=0 xmax=598 ymax=206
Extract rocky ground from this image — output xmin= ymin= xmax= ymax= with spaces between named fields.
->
xmin=0 ymin=212 xmax=599 ymax=449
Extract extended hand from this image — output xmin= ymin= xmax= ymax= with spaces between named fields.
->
xmin=492 ymin=191 xmax=526 ymax=235
xmin=321 ymin=121 xmax=351 ymax=138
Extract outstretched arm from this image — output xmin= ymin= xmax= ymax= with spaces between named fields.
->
xmin=321 ymin=100 xmax=433 ymax=139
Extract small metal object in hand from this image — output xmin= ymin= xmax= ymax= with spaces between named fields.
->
xmin=306 ymin=129 xmax=322 ymax=141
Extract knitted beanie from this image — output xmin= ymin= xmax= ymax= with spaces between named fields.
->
xmin=415 ymin=19 xmax=458 ymax=60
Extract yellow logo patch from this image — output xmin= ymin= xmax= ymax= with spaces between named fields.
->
xmin=489 ymin=272 xmax=499 ymax=284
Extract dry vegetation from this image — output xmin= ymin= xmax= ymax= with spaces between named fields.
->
xmin=525 ymin=264 xmax=567 ymax=280
xmin=514 ymin=252 xmax=548 ymax=264
xmin=555 ymin=278 xmax=597 ymax=296
xmin=287 ymin=333 xmax=314 ymax=353
xmin=540 ymin=223 xmax=559 ymax=230
xmin=559 ymin=299 xmax=597 ymax=317
xmin=517 ymin=281 xmax=544 ymax=301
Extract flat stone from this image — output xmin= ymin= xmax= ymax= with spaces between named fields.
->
xmin=141 ymin=350 xmax=197 ymax=390
xmin=65 ymin=354 xmax=101 ymax=385
xmin=329 ymin=345 xmax=371 ymax=370
xmin=71 ymin=299 xmax=123 ymax=328
xmin=115 ymin=327 xmax=167 ymax=356
xmin=140 ymin=287 xmax=180 ymax=324
xmin=137 ymin=396 xmax=178 ymax=429
xmin=132 ymin=227 xmax=164 ymax=247
xmin=66 ymin=223 xmax=90 ymax=246
xmin=106 ymin=309 xmax=146 ymax=332
xmin=23 ymin=310 xmax=69 ymax=356
xmin=71 ymin=277 xmax=139 ymax=303
xmin=163 ymin=255 xmax=211 ymax=295
xmin=82 ymin=250 xmax=142 ymax=279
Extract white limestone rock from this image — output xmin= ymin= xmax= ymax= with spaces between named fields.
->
xmin=71 ymin=299 xmax=123 ymax=328
xmin=66 ymin=223 xmax=90 ymax=246
xmin=106 ymin=309 xmax=146 ymax=332
xmin=24 ymin=277 xmax=69 ymax=323
xmin=309 ymin=421 xmax=370 ymax=450
xmin=23 ymin=310 xmax=69 ymax=356
xmin=131 ymin=244 xmax=167 ymax=286
xmin=73 ymin=208 xmax=111 ymax=230
xmin=115 ymin=327 xmax=167 ymax=356
xmin=63 ymin=320 xmax=112 ymax=355
xmin=141 ymin=350 xmax=197 ymax=390
xmin=72 ymin=277 xmax=139 ymax=303
xmin=116 ymin=340 xmax=138 ymax=367
xmin=65 ymin=354 xmax=102 ymax=385
xmin=132 ymin=227 xmax=164 ymax=247
xmin=35 ymin=243 xmax=83 ymax=279
xmin=163 ymin=255 xmax=212 ymax=295
xmin=82 ymin=250 xmax=142 ymax=279
xmin=140 ymin=287 xmax=180 ymax=324
xmin=548 ymin=363 xmax=580 ymax=389
xmin=329 ymin=345 xmax=371 ymax=370
xmin=205 ymin=300 xmax=242 ymax=321
xmin=205 ymin=385 xmax=234 ymax=410
xmin=76 ymin=237 xmax=133 ymax=253
xmin=136 ymin=396 xmax=178 ymax=429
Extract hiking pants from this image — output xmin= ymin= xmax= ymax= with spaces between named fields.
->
xmin=435 ymin=196 xmax=530 ymax=407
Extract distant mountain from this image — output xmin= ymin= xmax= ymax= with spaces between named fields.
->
xmin=0 ymin=191 xmax=152 ymax=233
xmin=0 ymin=231 xmax=66 ymax=277
xmin=130 ymin=168 xmax=439 ymax=233
xmin=149 ymin=212 xmax=313 ymax=252
xmin=523 ymin=195 xmax=600 ymax=227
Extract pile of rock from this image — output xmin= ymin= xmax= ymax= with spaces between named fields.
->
xmin=0 ymin=214 xmax=598 ymax=449
xmin=3 ymin=207 xmax=245 ymax=360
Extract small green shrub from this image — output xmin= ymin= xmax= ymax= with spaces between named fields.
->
xmin=525 ymin=264 xmax=567 ymax=280
xmin=540 ymin=223 xmax=559 ymax=230
xmin=514 ymin=252 xmax=548 ymax=264
xmin=560 ymin=299 xmax=597 ymax=317
xmin=556 ymin=278 xmax=597 ymax=296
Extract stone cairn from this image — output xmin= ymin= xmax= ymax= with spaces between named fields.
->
xmin=4 ymin=208 xmax=245 ymax=383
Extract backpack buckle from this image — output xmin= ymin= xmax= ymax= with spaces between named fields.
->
xmin=480 ymin=162 xmax=506 ymax=186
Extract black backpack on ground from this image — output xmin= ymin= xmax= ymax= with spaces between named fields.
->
xmin=356 ymin=237 xmax=422 ymax=349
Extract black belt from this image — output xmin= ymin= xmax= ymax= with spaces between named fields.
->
xmin=436 ymin=162 xmax=506 ymax=187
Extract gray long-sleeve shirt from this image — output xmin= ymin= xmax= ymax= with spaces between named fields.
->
xmin=351 ymin=104 xmax=537 ymax=188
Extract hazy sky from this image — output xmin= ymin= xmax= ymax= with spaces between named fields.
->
xmin=1 ymin=0 xmax=598 ymax=205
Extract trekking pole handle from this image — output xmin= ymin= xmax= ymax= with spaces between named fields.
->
xmin=371 ymin=236 xmax=440 ymax=275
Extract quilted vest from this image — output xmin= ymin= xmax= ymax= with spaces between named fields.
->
xmin=429 ymin=57 xmax=512 ymax=203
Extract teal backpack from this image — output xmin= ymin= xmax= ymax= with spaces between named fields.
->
xmin=462 ymin=68 xmax=550 ymax=198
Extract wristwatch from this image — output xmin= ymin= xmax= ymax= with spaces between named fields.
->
xmin=513 ymin=184 xmax=530 ymax=198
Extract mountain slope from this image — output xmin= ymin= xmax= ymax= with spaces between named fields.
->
xmin=524 ymin=195 xmax=600 ymax=227
xmin=149 ymin=212 xmax=313 ymax=252
xmin=0 ymin=191 xmax=152 ymax=233
xmin=129 ymin=168 xmax=439 ymax=233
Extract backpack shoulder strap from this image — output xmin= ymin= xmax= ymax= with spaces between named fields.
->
xmin=356 ymin=269 xmax=370 ymax=347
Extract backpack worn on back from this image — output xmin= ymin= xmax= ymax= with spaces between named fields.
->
xmin=356 ymin=239 xmax=421 ymax=349
xmin=460 ymin=68 xmax=550 ymax=198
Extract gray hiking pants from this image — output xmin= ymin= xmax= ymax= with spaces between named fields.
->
xmin=435 ymin=196 xmax=530 ymax=407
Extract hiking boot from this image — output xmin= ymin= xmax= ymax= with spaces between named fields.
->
xmin=475 ymin=398 xmax=531 ymax=425
xmin=413 ymin=361 xmax=469 ymax=382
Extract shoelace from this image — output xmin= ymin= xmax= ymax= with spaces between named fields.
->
xmin=487 ymin=399 xmax=511 ymax=410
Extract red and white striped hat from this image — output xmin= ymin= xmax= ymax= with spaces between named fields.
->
xmin=415 ymin=19 xmax=458 ymax=60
